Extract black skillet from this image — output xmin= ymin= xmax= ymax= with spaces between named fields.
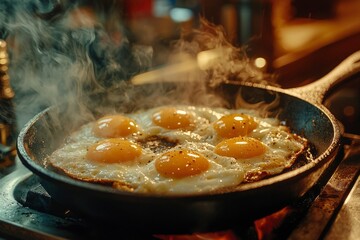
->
xmin=17 ymin=51 xmax=360 ymax=234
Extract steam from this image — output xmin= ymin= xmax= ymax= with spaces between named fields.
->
xmin=132 ymin=19 xmax=272 ymax=87
xmin=3 ymin=1 xmax=152 ymax=125
xmin=172 ymin=19 xmax=271 ymax=87
xmin=1 ymin=1 xmax=272 ymax=128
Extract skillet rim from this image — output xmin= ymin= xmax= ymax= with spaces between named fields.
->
xmin=16 ymin=82 xmax=342 ymax=199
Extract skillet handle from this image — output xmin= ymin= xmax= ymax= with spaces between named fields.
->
xmin=288 ymin=50 xmax=360 ymax=105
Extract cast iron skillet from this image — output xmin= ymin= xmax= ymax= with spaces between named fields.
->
xmin=17 ymin=51 xmax=360 ymax=234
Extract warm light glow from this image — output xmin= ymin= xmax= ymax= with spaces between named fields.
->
xmin=254 ymin=57 xmax=267 ymax=69
xmin=343 ymin=106 xmax=355 ymax=117
xmin=131 ymin=60 xmax=197 ymax=85
xmin=197 ymin=48 xmax=230 ymax=70
xmin=154 ymin=230 xmax=238 ymax=240
xmin=255 ymin=207 xmax=292 ymax=240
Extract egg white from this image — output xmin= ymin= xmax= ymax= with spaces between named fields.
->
xmin=129 ymin=106 xmax=222 ymax=143
xmin=49 ymin=140 xmax=245 ymax=195
xmin=48 ymin=105 xmax=308 ymax=194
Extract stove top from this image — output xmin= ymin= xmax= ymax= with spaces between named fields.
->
xmin=1 ymin=70 xmax=360 ymax=240
xmin=0 ymin=136 xmax=359 ymax=239
xmin=0 ymin=158 xmax=162 ymax=240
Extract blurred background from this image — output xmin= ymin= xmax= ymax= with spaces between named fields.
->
xmin=66 ymin=0 xmax=360 ymax=133
xmin=73 ymin=0 xmax=360 ymax=85
xmin=1 ymin=0 xmax=360 ymax=133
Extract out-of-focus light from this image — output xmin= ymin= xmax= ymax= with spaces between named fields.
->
xmin=343 ymin=105 xmax=355 ymax=117
xmin=170 ymin=8 xmax=193 ymax=22
xmin=153 ymin=0 xmax=171 ymax=17
xmin=254 ymin=57 xmax=267 ymax=69
xmin=197 ymin=48 xmax=230 ymax=70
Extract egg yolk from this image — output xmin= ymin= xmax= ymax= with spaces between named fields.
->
xmin=86 ymin=138 xmax=142 ymax=163
xmin=152 ymin=108 xmax=192 ymax=130
xmin=214 ymin=136 xmax=266 ymax=159
xmin=93 ymin=115 xmax=139 ymax=138
xmin=155 ymin=150 xmax=210 ymax=178
xmin=214 ymin=113 xmax=257 ymax=138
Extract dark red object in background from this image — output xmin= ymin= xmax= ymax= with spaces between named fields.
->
xmin=124 ymin=0 xmax=153 ymax=19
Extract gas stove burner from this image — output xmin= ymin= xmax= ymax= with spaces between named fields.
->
xmin=0 ymin=162 xmax=166 ymax=239
xmin=14 ymin=172 xmax=78 ymax=219
xmin=0 ymin=165 xmax=84 ymax=239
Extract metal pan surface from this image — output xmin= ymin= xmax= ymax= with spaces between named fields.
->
xmin=17 ymin=51 xmax=360 ymax=233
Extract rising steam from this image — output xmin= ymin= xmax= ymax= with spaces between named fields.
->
xmin=172 ymin=18 xmax=271 ymax=87
xmin=3 ymin=1 xmax=152 ymax=125
xmin=2 ymin=1 xmax=272 ymax=127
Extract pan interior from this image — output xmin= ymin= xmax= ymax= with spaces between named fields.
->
xmin=17 ymin=83 xmax=337 ymax=194
xmin=220 ymin=84 xmax=336 ymax=158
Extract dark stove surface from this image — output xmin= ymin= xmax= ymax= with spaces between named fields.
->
xmin=0 ymin=139 xmax=359 ymax=240
xmin=0 ymin=159 xmax=161 ymax=240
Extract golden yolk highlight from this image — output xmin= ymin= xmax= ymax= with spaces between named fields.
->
xmin=155 ymin=150 xmax=209 ymax=179
xmin=214 ymin=137 xmax=266 ymax=159
xmin=93 ymin=115 xmax=139 ymax=138
xmin=86 ymin=138 xmax=142 ymax=163
xmin=214 ymin=113 xmax=257 ymax=138
xmin=152 ymin=108 xmax=192 ymax=130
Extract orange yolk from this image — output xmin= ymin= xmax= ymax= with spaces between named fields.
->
xmin=214 ymin=113 xmax=257 ymax=138
xmin=155 ymin=150 xmax=210 ymax=178
xmin=152 ymin=108 xmax=192 ymax=130
xmin=86 ymin=138 xmax=142 ymax=163
xmin=93 ymin=115 xmax=139 ymax=138
xmin=214 ymin=136 xmax=266 ymax=159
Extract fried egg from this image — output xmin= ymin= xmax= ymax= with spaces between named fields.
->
xmin=48 ymin=105 xmax=308 ymax=195
xmin=92 ymin=115 xmax=139 ymax=138
xmin=133 ymin=106 xmax=221 ymax=143
xmin=49 ymin=140 xmax=244 ymax=194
